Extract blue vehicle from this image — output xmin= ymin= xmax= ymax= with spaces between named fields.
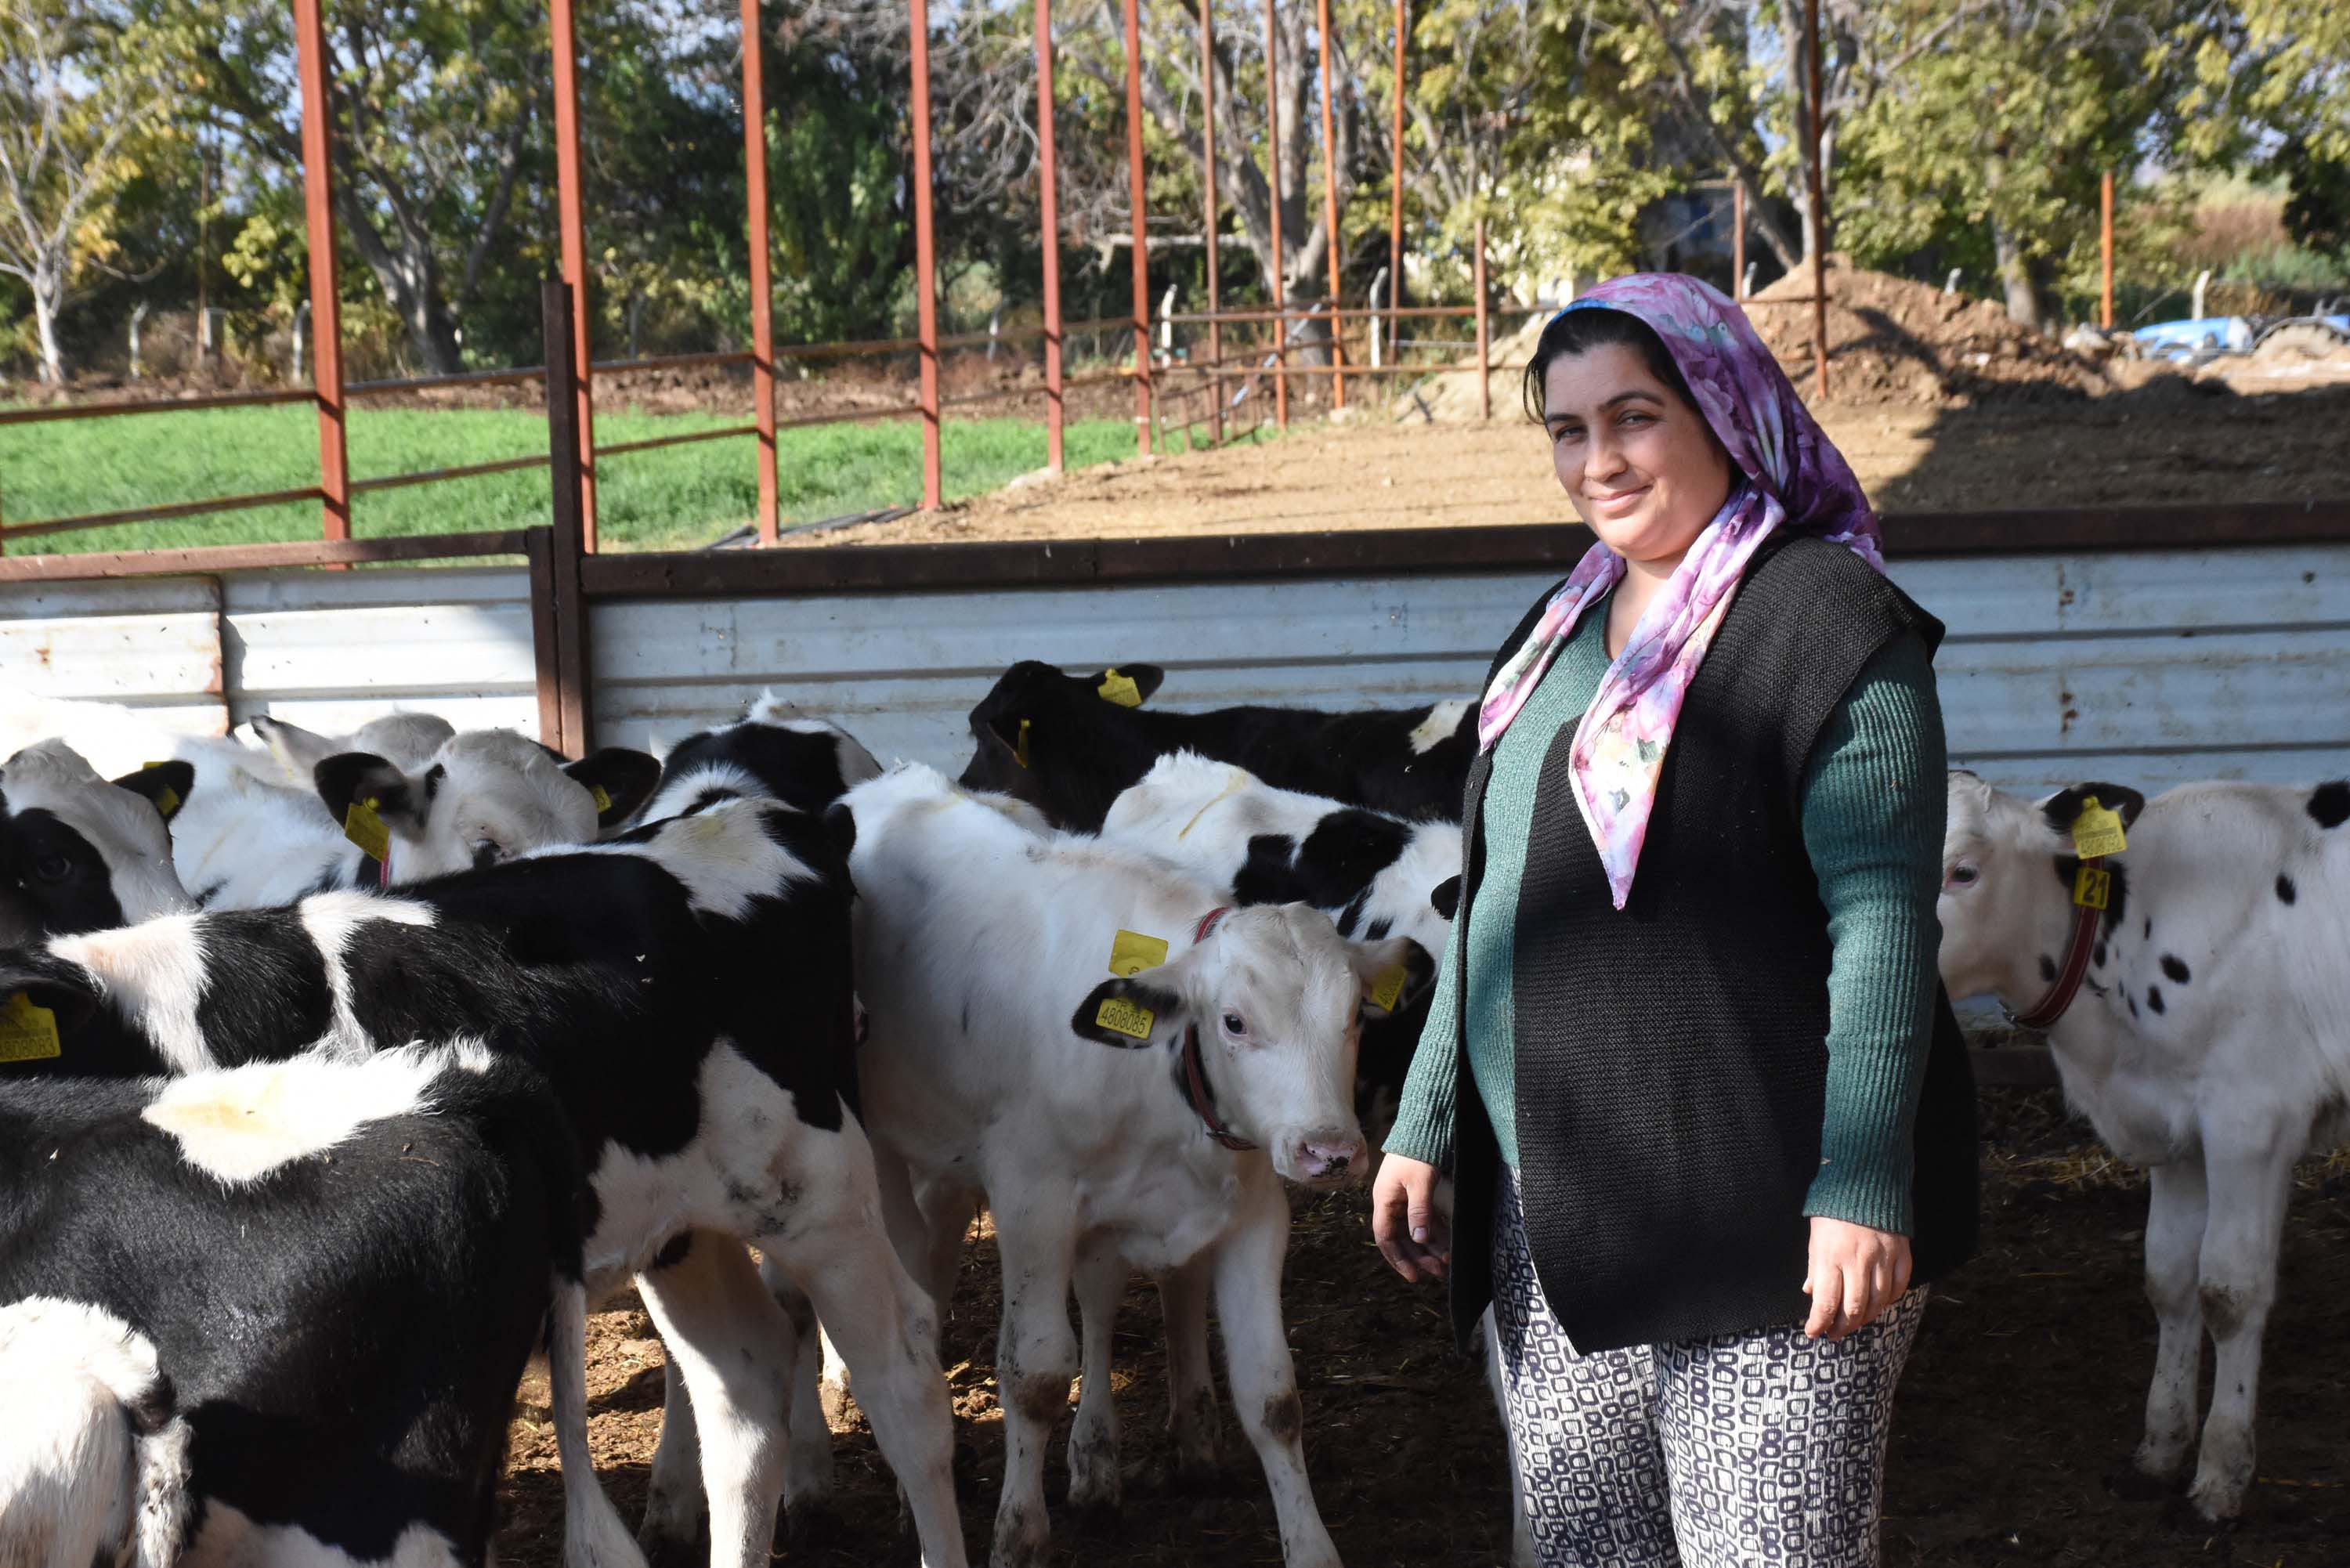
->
xmin=2132 ymin=316 xmax=2254 ymax=360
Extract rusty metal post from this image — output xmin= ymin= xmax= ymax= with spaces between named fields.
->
xmin=1473 ymin=215 xmax=1490 ymax=420
xmin=1388 ymin=0 xmax=1406 ymax=363
xmin=541 ymin=281 xmax=592 ymax=756
xmin=1036 ymin=0 xmax=1066 ymax=471
xmin=292 ymin=0 xmax=349 ymax=546
xmin=911 ymin=0 xmax=942 ymax=507
xmin=1803 ymin=0 xmax=1829 ymax=403
xmin=1261 ymin=0 xmax=1289 ymax=428
xmin=1732 ymin=179 xmax=1746 ymax=300
xmin=551 ymin=0 xmax=598 ymax=549
xmin=1121 ymin=0 xmax=1152 ymax=454
xmin=741 ymin=0 xmax=778 ymax=543
xmin=1315 ymin=0 xmax=1343 ymax=410
xmin=2100 ymin=168 xmax=2115 ymax=331
xmin=1200 ymin=0 xmax=1223 ymax=446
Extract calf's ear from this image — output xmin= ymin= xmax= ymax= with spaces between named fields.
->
xmin=110 ymin=761 xmax=194 ymax=824
xmin=2039 ymin=781 xmax=2148 ymax=837
xmin=1093 ymin=663 xmax=1166 ymax=703
xmin=1069 ymin=977 xmax=1184 ymax=1049
xmin=1429 ymin=875 xmax=1462 ymax=921
xmin=1352 ymin=936 xmax=1436 ymax=1019
xmin=313 ymin=752 xmax=420 ymax=834
xmin=0 ymin=948 xmax=103 ymax=1032
xmin=566 ymin=747 xmax=661 ymax=828
xmin=248 ymin=714 xmax=339 ymax=780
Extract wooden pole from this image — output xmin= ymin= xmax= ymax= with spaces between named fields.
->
xmin=551 ymin=0 xmax=598 ymax=549
xmin=291 ymin=0 xmax=349 ymax=547
xmin=1388 ymin=0 xmax=1406 ymax=363
xmin=1315 ymin=0 xmax=1343 ymax=410
xmin=2100 ymin=168 xmax=2116 ymax=331
xmin=1803 ymin=0 xmax=1829 ymax=403
xmin=741 ymin=0 xmax=778 ymax=544
xmin=1473 ymin=215 xmax=1490 ymax=421
xmin=1261 ymin=0 xmax=1288 ymax=429
xmin=910 ymin=0 xmax=942 ymax=507
xmin=541 ymin=282 xmax=592 ymax=757
xmin=1036 ymin=0 xmax=1066 ymax=471
xmin=1200 ymin=0 xmax=1223 ymax=446
xmin=1122 ymin=0 xmax=1152 ymax=454
xmin=1732 ymin=179 xmax=1746 ymax=300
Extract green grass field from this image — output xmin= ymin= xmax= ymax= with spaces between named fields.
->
xmin=0 ymin=403 xmax=1141 ymax=555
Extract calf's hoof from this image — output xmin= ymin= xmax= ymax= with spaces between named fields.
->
xmin=2184 ymin=1472 xmax=2249 ymax=1527
xmin=1066 ymin=1431 xmax=1122 ymax=1513
xmin=988 ymin=1501 xmax=1052 ymax=1568
xmin=632 ymin=1513 xmax=704 ymax=1568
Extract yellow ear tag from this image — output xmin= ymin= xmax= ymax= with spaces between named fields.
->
xmin=1014 ymin=718 xmax=1032 ymax=770
xmin=1108 ymin=929 xmax=1170 ymax=977
xmin=1095 ymin=995 xmax=1157 ymax=1039
xmin=1097 ymin=669 xmax=1144 ymax=708
xmin=1369 ymin=966 xmax=1408 ymax=1012
xmin=2073 ymin=864 xmax=2112 ymax=911
xmin=590 ymin=784 xmax=613 ymax=813
xmin=0 ymin=992 xmax=62 ymax=1063
xmin=343 ymin=796 xmax=391 ymax=863
xmin=154 ymin=786 xmax=182 ymax=819
xmin=2070 ymin=797 xmax=2128 ymax=859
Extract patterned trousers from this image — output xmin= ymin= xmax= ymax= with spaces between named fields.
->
xmin=1490 ymin=1168 xmax=1926 ymax=1568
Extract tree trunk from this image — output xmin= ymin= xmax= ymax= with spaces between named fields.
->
xmin=32 ymin=276 xmax=66 ymax=385
xmin=1990 ymin=215 xmax=2045 ymax=332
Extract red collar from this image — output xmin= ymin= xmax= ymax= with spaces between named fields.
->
xmin=1192 ymin=905 xmax=1230 ymax=944
xmin=1177 ymin=1023 xmax=1256 ymax=1151
xmin=2012 ymin=855 xmax=2104 ymax=1030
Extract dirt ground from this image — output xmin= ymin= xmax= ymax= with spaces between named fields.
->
xmin=792 ymin=378 xmax=2350 ymax=548
xmin=496 ymin=1086 xmax=2350 ymax=1568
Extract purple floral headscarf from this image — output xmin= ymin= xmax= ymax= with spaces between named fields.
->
xmin=1477 ymin=273 xmax=1882 ymax=910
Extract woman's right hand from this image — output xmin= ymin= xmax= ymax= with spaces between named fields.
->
xmin=1371 ymin=1151 xmax=1451 ymax=1282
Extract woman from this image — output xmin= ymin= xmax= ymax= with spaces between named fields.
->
xmin=1372 ymin=273 xmax=1976 ymax=1568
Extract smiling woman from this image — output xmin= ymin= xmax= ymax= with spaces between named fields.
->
xmin=1370 ymin=274 xmax=1980 ymax=1568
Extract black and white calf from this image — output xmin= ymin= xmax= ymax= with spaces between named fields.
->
xmin=164 ymin=727 xmax=657 ymax=909
xmin=0 ymin=1046 xmax=636 ymax=1568
xmin=956 ymin=659 xmax=1473 ymax=831
xmin=1938 ymin=771 xmax=2350 ymax=1521
xmin=1099 ymin=750 xmax=1461 ymax=1104
xmin=638 ymin=694 xmax=881 ymax=823
xmin=0 ymin=797 xmax=967 ymax=1568
xmin=0 ymin=741 xmax=193 ymax=951
xmin=837 ymin=764 xmax=1428 ymax=1568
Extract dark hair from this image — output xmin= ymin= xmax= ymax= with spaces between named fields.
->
xmin=1521 ymin=307 xmax=1700 ymax=424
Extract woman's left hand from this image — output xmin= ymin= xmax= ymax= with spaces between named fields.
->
xmin=1802 ymin=1216 xmax=1913 ymax=1341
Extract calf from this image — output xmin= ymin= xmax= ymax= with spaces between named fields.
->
xmin=837 ymin=764 xmax=1427 ymax=1568
xmin=957 ymin=659 xmax=1473 ymax=830
xmin=0 ymin=1045 xmax=636 ymax=1568
xmin=1937 ymin=771 xmax=2350 ymax=1521
xmin=247 ymin=710 xmax=458 ymax=782
xmin=638 ymin=694 xmax=881 ymax=823
xmin=0 ymin=797 xmax=967 ymax=1568
xmin=1100 ymin=750 xmax=1462 ymax=1105
xmin=1 ymin=742 xmax=193 ymax=951
xmin=166 ymin=728 xmax=656 ymax=908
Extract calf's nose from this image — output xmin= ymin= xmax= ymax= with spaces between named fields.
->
xmin=1296 ymin=1138 xmax=1365 ymax=1183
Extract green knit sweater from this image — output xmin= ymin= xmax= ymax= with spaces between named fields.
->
xmin=1384 ymin=592 xmax=1947 ymax=1235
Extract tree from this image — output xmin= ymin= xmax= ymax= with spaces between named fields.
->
xmin=0 ymin=0 xmax=170 ymax=383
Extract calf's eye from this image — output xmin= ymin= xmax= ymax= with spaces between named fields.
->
xmin=1944 ymin=864 xmax=1979 ymax=888
xmin=31 ymin=854 xmax=72 ymax=883
xmin=1221 ymin=1011 xmax=1247 ymax=1036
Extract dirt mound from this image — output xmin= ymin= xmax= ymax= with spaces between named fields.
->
xmin=1748 ymin=261 xmax=2110 ymax=405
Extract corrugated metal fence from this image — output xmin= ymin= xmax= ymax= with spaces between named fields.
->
xmin=5 ymin=543 xmax=2347 ymax=797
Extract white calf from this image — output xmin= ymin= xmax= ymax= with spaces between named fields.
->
xmin=1939 ymin=771 xmax=2350 ymax=1520
xmin=837 ymin=764 xmax=1426 ymax=1568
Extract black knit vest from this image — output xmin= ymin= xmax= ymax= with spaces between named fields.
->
xmin=1446 ymin=533 xmax=1979 ymax=1353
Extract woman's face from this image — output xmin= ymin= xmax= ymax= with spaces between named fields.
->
xmin=1542 ymin=341 xmax=1736 ymax=569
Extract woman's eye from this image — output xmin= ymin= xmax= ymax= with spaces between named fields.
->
xmin=1221 ymin=1012 xmax=1246 ymax=1035
xmin=32 ymin=854 xmax=72 ymax=883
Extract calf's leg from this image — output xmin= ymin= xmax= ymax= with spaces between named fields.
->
xmin=2187 ymin=1137 xmax=2297 ymax=1521
xmin=1157 ymin=1256 xmax=1219 ymax=1483
xmin=2133 ymin=1158 xmax=2209 ymax=1484
xmin=1213 ymin=1181 xmax=1340 ymax=1568
xmin=549 ymin=1278 xmax=652 ymax=1568
xmin=753 ymin=1249 xmax=837 ymax=1516
xmin=1068 ymin=1241 xmax=1126 ymax=1510
xmin=986 ymin=1201 xmax=1079 ymax=1568
xmin=634 ymin=1236 xmax=794 ymax=1568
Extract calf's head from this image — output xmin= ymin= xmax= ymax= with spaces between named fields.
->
xmin=0 ymin=742 xmax=193 ymax=948
xmin=958 ymin=659 xmax=1167 ymax=829
xmin=1069 ymin=902 xmax=1430 ymax=1186
xmin=311 ymin=729 xmax=659 ymax=880
xmin=643 ymin=695 xmax=882 ymax=821
xmin=1938 ymin=770 xmax=2146 ymax=1006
